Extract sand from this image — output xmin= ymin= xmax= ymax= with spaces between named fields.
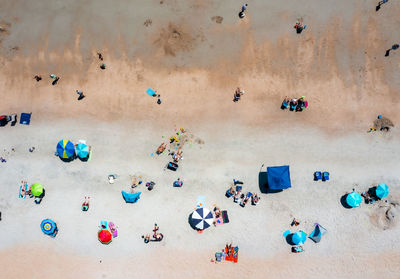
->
xmin=0 ymin=0 xmax=399 ymax=278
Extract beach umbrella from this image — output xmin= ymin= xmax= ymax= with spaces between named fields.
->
xmin=346 ymin=192 xmax=362 ymax=207
xmin=98 ymin=229 xmax=112 ymax=244
xmin=376 ymin=184 xmax=389 ymax=199
xmin=292 ymin=231 xmax=307 ymax=245
xmin=56 ymin=140 xmax=75 ymax=159
xmin=31 ymin=183 xmax=43 ymax=197
xmin=76 ymin=143 xmax=89 ymax=159
xmin=191 ymin=207 xmax=213 ymax=230
xmin=40 ymin=219 xmax=57 ymax=235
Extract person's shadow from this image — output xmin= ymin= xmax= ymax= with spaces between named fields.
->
xmin=385 ymin=49 xmax=391 ymax=57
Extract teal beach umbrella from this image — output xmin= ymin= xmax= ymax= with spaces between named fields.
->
xmin=346 ymin=192 xmax=362 ymax=207
xmin=376 ymin=184 xmax=389 ymax=199
xmin=76 ymin=143 xmax=89 ymax=159
xmin=292 ymin=231 xmax=307 ymax=245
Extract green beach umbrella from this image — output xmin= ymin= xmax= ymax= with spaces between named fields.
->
xmin=31 ymin=183 xmax=43 ymax=197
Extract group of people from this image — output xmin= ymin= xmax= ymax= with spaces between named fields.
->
xmin=142 ymin=223 xmax=163 ymax=243
xmin=226 ymin=179 xmax=260 ymax=207
xmin=281 ymin=96 xmax=308 ymax=112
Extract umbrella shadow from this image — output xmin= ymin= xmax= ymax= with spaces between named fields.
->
xmin=59 ymin=156 xmax=74 ymax=163
xmin=285 ymin=234 xmax=296 ymax=246
xmin=340 ymin=194 xmax=353 ymax=209
xmin=188 ymin=213 xmax=197 ymax=230
xmin=258 ymin=171 xmax=268 ymax=194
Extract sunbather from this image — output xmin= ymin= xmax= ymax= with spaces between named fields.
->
xmin=233 ymin=87 xmax=244 ymax=102
xmin=252 ymin=193 xmax=260 ymax=205
xmin=82 ymin=197 xmax=90 ymax=211
xmin=142 ymin=234 xmax=151 ymax=243
xmin=214 ymin=207 xmax=222 ymax=218
xmin=240 ymin=193 xmax=250 ymax=207
xmin=291 ymin=218 xmax=300 ymax=226
xmin=281 ymin=96 xmax=290 ymax=109
xmin=173 ymin=148 xmax=183 ymax=162
xmin=131 ymin=176 xmax=142 ymax=188
xmin=234 ymin=189 xmax=242 ymax=203
xmin=156 ymin=142 xmax=167 ymax=154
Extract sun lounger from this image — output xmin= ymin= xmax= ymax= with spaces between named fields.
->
xmin=20 ymin=113 xmax=31 ymax=125
xmin=322 ymin=172 xmax=330 ymax=181
xmin=221 ymin=210 xmax=229 ymax=223
xmin=314 ymin=171 xmax=322 ymax=181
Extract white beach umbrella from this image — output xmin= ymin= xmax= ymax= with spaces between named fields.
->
xmin=191 ymin=207 xmax=213 ymax=230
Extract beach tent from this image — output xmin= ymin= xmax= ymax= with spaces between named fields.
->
xmin=308 ymin=224 xmax=327 ymax=243
xmin=121 ymin=191 xmax=141 ymax=203
xmin=40 ymin=219 xmax=57 ymax=236
xmin=376 ymin=184 xmax=389 ymax=199
xmin=267 ymin=165 xmax=291 ymax=190
xmin=291 ymin=231 xmax=307 ymax=245
xmin=76 ymin=143 xmax=89 ymax=159
xmin=98 ymin=229 xmax=112 ymax=244
xmin=56 ymin=140 xmax=75 ymax=159
xmin=191 ymin=207 xmax=213 ymax=230
xmin=346 ymin=192 xmax=362 ymax=207
xmin=31 ymin=183 xmax=43 ymax=197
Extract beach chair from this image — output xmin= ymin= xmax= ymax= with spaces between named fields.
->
xmin=20 ymin=113 xmax=31 ymax=125
xmin=322 ymin=172 xmax=330 ymax=181
xmin=314 ymin=171 xmax=322 ymax=181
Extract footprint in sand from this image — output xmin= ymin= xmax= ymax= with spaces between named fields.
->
xmin=211 ymin=16 xmax=223 ymax=24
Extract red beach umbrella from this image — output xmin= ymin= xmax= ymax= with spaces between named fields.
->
xmin=98 ymin=229 xmax=112 ymax=244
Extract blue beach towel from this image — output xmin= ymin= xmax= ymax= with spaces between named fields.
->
xmin=20 ymin=113 xmax=31 ymax=125
xmin=146 ymin=88 xmax=156 ymax=97
xmin=196 ymin=195 xmax=205 ymax=207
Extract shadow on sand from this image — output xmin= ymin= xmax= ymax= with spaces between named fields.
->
xmin=340 ymin=194 xmax=353 ymax=209
xmin=258 ymin=171 xmax=283 ymax=194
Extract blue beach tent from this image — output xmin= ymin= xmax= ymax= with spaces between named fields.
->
xmin=308 ymin=224 xmax=327 ymax=243
xmin=267 ymin=165 xmax=292 ymax=190
xmin=121 ymin=191 xmax=141 ymax=203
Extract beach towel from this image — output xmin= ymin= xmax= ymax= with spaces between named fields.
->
xmin=146 ymin=88 xmax=156 ymax=97
xmin=20 ymin=113 xmax=31 ymax=125
xmin=196 ymin=196 xmax=205 ymax=207
xmin=221 ymin=210 xmax=229 ymax=223
xmin=109 ymin=222 xmax=118 ymax=237
xmin=100 ymin=220 xmax=108 ymax=229
xmin=19 ymin=184 xmax=27 ymax=199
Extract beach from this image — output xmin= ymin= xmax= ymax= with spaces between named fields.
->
xmin=0 ymin=0 xmax=399 ymax=278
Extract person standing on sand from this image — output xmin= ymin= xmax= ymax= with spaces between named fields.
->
xmin=241 ymin=4 xmax=248 ymax=13
xmin=76 ymin=90 xmax=85 ymax=100
xmin=294 ymin=20 xmax=306 ymax=34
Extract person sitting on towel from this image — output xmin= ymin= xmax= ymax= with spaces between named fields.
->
xmin=156 ymin=142 xmax=167 ymax=155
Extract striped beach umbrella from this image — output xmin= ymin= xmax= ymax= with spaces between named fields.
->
xmin=76 ymin=143 xmax=89 ymax=159
xmin=191 ymin=207 xmax=213 ymax=230
xmin=31 ymin=183 xmax=43 ymax=197
xmin=40 ymin=219 xmax=57 ymax=235
xmin=376 ymin=184 xmax=389 ymax=199
xmin=56 ymin=140 xmax=75 ymax=159
xmin=346 ymin=192 xmax=362 ymax=207
xmin=292 ymin=231 xmax=307 ymax=245
xmin=98 ymin=229 xmax=112 ymax=244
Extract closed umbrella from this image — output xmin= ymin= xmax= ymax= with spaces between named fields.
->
xmin=376 ymin=184 xmax=389 ymax=199
xmin=31 ymin=183 xmax=43 ymax=197
xmin=292 ymin=231 xmax=307 ymax=245
xmin=191 ymin=207 xmax=213 ymax=230
xmin=346 ymin=192 xmax=362 ymax=207
xmin=40 ymin=219 xmax=57 ymax=236
xmin=76 ymin=143 xmax=89 ymax=159
xmin=57 ymin=140 xmax=75 ymax=159
xmin=98 ymin=229 xmax=112 ymax=244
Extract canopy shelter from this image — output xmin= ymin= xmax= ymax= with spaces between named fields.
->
xmin=76 ymin=143 xmax=89 ymax=159
xmin=308 ymin=224 xmax=327 ymax=243
xmin=376 ymin=184 xmax=389 ymax=199
xmin=121 ymin=191 xmax=141 ymax=203
xmin=57 ymin=140 xmax=75 ymax=159
xmin=267 ymin=165 xmax=291 ymax=190
xmin=40 ymin=219 xmax=57 ymax=236
xmin=346 ymin=192 xmax=362 ymax=207
xmin=31 ymin=183 xmax=43 ymax=197
xmin=191 ymin=207 xmax=213 ymax=230
xmin=98 ymin=229 xmax=112 ymax=244
xmin=291 ymin=231 xmax=307 ymax=245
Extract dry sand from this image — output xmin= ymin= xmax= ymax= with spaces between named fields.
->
xmin=0 ymin=0 xmax=400 ymax=278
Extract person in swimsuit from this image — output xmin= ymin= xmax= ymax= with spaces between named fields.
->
xmin=82 ymin=196 xmax=90 ymax=211
xmin=156 ymin=142 xmax=167 ymax=154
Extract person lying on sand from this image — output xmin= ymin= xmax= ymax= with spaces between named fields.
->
xmin=142 ymin=234 xmax=151 ymax=243
xmin=234 ymin=189 xmax=242 ymax=203
xmin=240 ymin=194 xmax=250 ymax=207
xmin=214 ymin=206 xmax=222 ymax=218
xmin=252 ymin=193 xmax=260 ymax=205
xmin=156 ymin=142 xmax=167 ymax=154
xmin=173 ymin=148 xmax=183 ymax=162
xmin=131 ymin=176 xmax=142 ymax=188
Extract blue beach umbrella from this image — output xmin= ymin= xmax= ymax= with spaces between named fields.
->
xmin=191 ymin=207 xmax=213 ymax=230
xmin=56 ymin=140 xmax=75 ymax=159
xmin=40 ymin=219 xmax=57 ymax=235
xmin=376 ymin=184 xmax=389 ymax=199
xmin=76 ymin=143 xmax=89 ymax=159
xmin=291 ymin=231 xmax=307 ymax=245
xmin=346 ymin=192 xmax=362 ymax=207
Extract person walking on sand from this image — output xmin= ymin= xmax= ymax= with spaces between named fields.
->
xmin=76 ymin=90 xmax=85 ymax=100
xmin=34 ymin=75 xmax=42 ymax=82
xmin=233 ymin=87 xmax=244 ymax=102
xmin=376 ymin=0 xmax=389 ymax=11
xmin=241 ymin=3 xmax=248 ymax=13
xmin=385 ymin=44 xmax=399 ymax=57
xmin=294 ymin=20 xmax=306 ymax=34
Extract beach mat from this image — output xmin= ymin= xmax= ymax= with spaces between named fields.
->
xmin=196 ymin=196 xmax=205 ymax=207
xmin=146 ymin=88 xmax=156 ymax=97
xmin=222 ymin=210 xmax=229 ymax=223
xmin=20 ymin=113 xmax=31 ymax=125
